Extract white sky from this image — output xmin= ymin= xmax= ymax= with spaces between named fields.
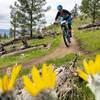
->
xmin=0 ymin=0 xmax=82 ymax=29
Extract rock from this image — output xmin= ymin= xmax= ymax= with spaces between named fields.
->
xmin=15 ymin=89 xmax=33 ymax=100
xmin=15 ymin=89 xmax=57 ymax=100
xmin=0 ymin=91 xmax=15 ymax=100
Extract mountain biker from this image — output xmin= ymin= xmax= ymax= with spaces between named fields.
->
xmin=55 ymin=5 xmax=72 ymax=37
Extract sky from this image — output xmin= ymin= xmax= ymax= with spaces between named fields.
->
xmin=0 ymin=0 xmax=82 ymax=29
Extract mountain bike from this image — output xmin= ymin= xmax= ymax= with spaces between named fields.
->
xmin=61 ymin=20 xmax=71 ymax=47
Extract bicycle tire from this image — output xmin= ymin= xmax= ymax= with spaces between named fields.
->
xmin=67 ymin=34 xmax=71 ymax=43
xmin=63 ymin=30 xmax=69 ymax=47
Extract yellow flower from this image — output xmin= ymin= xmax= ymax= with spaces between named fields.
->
xmin=0 ymin=65 xmax=21 ymax=93
xmin=77 ymin=55 xmax=100 ymax=81
xmin=23 ymin=64 xmax=56 ymax=96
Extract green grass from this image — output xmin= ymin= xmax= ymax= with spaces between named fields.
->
xmin=20 ymin=67 xmax=31 ymax=76
xmin=36 ymin=53 xmax=88 ymax=69
xmin=44 ymin=53 xmax=96 ymax=68
xmin=73 ymin=18 xmax=100 ymax=54
xmin=4 ymin=36 xmax=59 ymax=52
xmin=0 ymin=35 xmax=61 ymax=68
xmin=46 ymin=53 xmax=75 ymax=67
xmin=0 ymin=37 xmax=13 ymax=43
xmin=18 ymin=53 xmax=84 ymax=77
xmin=19 ymin=53 xmax=95 ymax=75
xmin=76 ymin=80 xmax=95 ymax=100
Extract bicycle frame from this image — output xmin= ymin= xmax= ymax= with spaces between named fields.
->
xmin=54 ymin=20 xmax=71 ymax=47
xmin=60 ymin=20 xmax=71 ymax=47
xmin=61 ymin=21 xmax=69 ymax=36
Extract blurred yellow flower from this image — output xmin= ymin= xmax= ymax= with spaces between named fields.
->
xmin=23 ymin=64 xmax=56 ymax=96
xmin=77 ymin=55 xmax=100 ymax=81
xmin=0 ymin=65 xmax=21 ymax=93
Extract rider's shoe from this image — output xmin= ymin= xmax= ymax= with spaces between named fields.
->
xmin=69 ymin=40 xmax=71 ymax=43
xmin=69 ymin=32 xmax=72 ymax=38
xmin=68 ymin=29 xmax=72 ymax=38
xmin=70 ymin=35 xmax=72 ymax=38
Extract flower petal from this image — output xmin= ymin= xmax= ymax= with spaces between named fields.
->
xmin=47 ymin=64 xmax=56 ymax=88
xmin=42 ymin=64 xmax=48 ymax=86
xmin=23 ymin=76 xmax=39 ymax=96
xmin=83 ymin=59 xmax=90 ymax=74
xmin=23 ymin=64 xmax=56 ymax=96
xmin=32 ymin=66 xmax=41 ymax=83
xmin=42 ymin=64 xmax=48 ymax=79
xmin=95 ymin=55 xmax=100 ymax=73
xmin=77 ymin=68 xmax=88 ymax=81
xmin=2 ymin=75 xmax=9 ymax=93
xmin=8 ymin=65 xmax=21 ymax=90
xmin=0 ymin=78 xmax=2 ymax=92
xmin=88 ymin=60 xmax=96 ymax=75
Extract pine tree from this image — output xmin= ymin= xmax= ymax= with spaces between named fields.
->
xmin=13 ymin=0 xmax=47 ymax=38
xmin=80 ymin=0 xmax=100 ymax=23
xmin=10 ymin=2 xmax=19 ymax=39
xmin=71 ymin=4 xmax=79 ymax=18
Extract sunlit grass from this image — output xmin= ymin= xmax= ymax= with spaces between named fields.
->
xmin=0 ymin=35 xmax=61 ymax=68
xmin=73 ymin=18 xmax=100 ymax=53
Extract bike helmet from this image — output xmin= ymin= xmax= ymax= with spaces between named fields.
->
xmin=57 ymin=5 xmax=63 ymax=11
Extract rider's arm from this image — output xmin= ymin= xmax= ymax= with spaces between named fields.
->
xmin=63 ymin=9 xmax=71 ymax=16
xmin=55 ymin=12 xmax=60 ymax=21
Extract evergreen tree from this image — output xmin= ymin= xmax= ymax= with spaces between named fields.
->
xmin=13 ymin=0 xmax=47 ymax=38
xmin=9 ymin=28 xmax=13 ymax=38
xmin=80 ymin=0 xmax=100 ymax=23
xmin=3 ymin=33 xmax=7 ymax=38
xmin=71 ymin=4 xmax=79 ymax=18
xmin=10 ymin=2 xmax=19 ymax=39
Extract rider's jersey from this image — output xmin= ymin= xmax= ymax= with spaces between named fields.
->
xmin=55 ymin=9 xmax=71 ymax=21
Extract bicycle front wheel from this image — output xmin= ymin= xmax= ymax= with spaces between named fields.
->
xmin=63 ymin=30 xmax=70 ymax=47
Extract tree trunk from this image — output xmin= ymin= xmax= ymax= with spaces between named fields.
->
xmin=14 ymin=26 xmax=16 ymax=40
xmin=30 ymin=19 xmax=33 ymax=38
xmin=30 ymin=0 xmax=33 ymax=38
xmin=92 ymin=15 xmax=96 ymax=24
xmin=30 ymin=10 xmax=33 ymax=38
xmin=92 ymin=2 xmax=96 ymax=23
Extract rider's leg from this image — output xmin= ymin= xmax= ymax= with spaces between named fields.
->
xmin=67 ymin=16 xmax=72 ymax=37
xmin=60 ymin=17 xmax=64 ymax=29
xmin=68 ymin=23 xmax=72 ymax=37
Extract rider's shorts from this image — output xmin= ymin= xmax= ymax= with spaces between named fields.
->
xmin=60 ymin=16 xmax=72 ymax=24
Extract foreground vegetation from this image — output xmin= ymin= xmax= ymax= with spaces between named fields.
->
xmin=20 ymin=53 xmax=95 ymax=100
xmin=46 ymin=53 xmax=96 ymax=100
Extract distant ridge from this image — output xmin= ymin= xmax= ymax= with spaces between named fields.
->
xmin=0 ymin=29 xmax=10 ymax=36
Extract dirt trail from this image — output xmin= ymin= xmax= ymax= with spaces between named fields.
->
xmin=23 ymin=37 xmax=83 ymax=67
